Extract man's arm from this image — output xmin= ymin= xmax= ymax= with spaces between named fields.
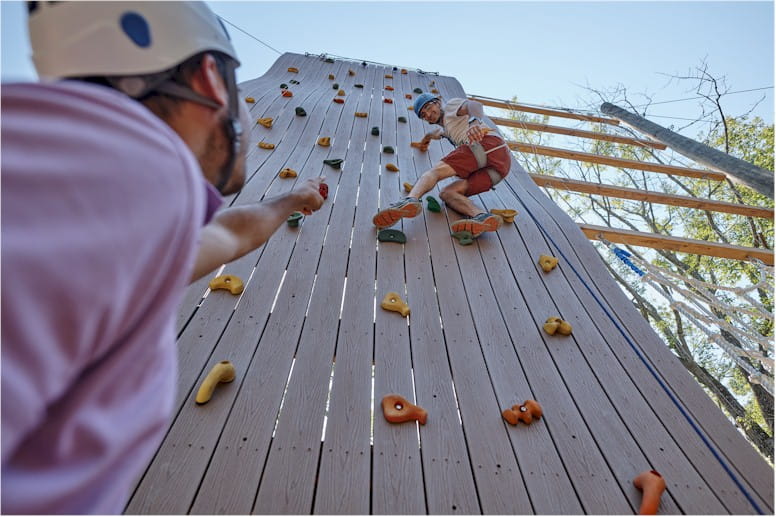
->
xmin=190 ymin=177 xmax=325 ymax=281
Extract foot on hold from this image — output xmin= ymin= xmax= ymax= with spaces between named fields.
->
xmin=425 ymin=196 xmax=441 ymax=213
xmin=450 ymin=212 xmax=502 ymax=237
xmin=372 ymin=197 xmax=421 ymax=228
xmin=451 ymin=230 xmax=475 ymax=246
xmin=287 ymin=211 xmax=304 ymax=227
xmin=377 ymin=229 xmax=407 ymax=244
xmin=323 ymin=158 xmax=343 ymax=169
xmin=381 ymin=291 xmax=410 ymax=317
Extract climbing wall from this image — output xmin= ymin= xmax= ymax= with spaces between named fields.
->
xmin=126 ymin=53 xmax=773 ymax=515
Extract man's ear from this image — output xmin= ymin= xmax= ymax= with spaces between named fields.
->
xmin=190 ymin=53 xmax=228 ymax=108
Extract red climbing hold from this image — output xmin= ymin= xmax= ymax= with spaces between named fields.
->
xmin=319 ymin=182 xmax=329 ymax=200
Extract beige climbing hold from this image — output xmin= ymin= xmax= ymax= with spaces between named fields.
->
xmin=403 ymin=182 xmax=414 ymax=193
xmin=407 ymin=106 xmax=414 ymax=110
xmin=257 ymin=117 xmax=273 ymax=128
xmin=208 ymin=274 xmax=244 ymax=295
xmin=386 ymin=163 xmax=399 ymax=172
xmin=431 ymin=88 xmax=439 ymax=94
xmin=288 ymin=67 xmax=299 ymax=73
xmin=257 ymin=142 xmax=275 ymax=149
xmin=490 ymin=208 xmax=517 ymax=223
xmin=355 ymin=112 xmax=368 ymax=118
xmin=337 ymin=89 xmax=345 ymax=96
xmin=317 ymin=136 xmax=331 ymax=147
xmin=382 ymin=394 xmax=427 ymax=425
xmin=384 ymin=74 xmax=393 ymax=79
xmin=245 ymin=96 xmax=255 ymax=103
xmin=279 ymin=167 xmax=298 ymax=178
xmin=196 ymin=360 xmax=236 ymax=404
xmin=381 ymin=292 xmax=409 ymax=317
xmin=328 ymin=73 xmax=335 ymax=80
xmin=544 ymin=317 xmax=572 ymax=336
xmin=538 ymin=254 xmax=559 ymax=273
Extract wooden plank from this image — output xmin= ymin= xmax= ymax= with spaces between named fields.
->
xmin=313 ymin=62 xmax=381 ymax=515
xmin=531 ymin=174 xmax=775 ymax=219
xmin=499 ymin=167 xmax=773 ymax=512
xmin=580 ymin=223 xmax=774 ymax=265
xmin=490 ymin=116 xmax=667 ymax=150
xmin=370 ymin=63 xmax=427 ymax=515
xmin=508 ymin=141 xmax=727 ymax=181
xmin=468 ymin=95 xmax=621 ymax=125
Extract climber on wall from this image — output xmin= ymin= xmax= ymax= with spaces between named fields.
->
xmin=1 ymin=2 xmax=324 ymax=514
xmin=372 ymin=92 xmax=511 ymax=237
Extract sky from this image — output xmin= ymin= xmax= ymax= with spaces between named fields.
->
xmin=2 ymin=0 xmax=773 ymax=135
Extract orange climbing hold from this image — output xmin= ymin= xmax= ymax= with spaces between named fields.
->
xmin=405 ymin=94 xmax=413 ymax=100
xmin=287 ymin=67 xmax=299 ymax=73
xmin=355 ymin=112 xmax=368 ymax=118
xmin=317 ymin=137 xmax=331 ymax=147
xmin=384 ymin=85 xmax=394 ymax=91
xmin=403 ymin=182 xmax=413 ymax=193
xmin=381 ymin=394 xmax=427 ymax=425
xmin=384 ymin=74 xmax=393 ymax=79
xmin=502 ymin=400 xmax=542 ymax=425
xmin=281 ymin=90 xmax=293 ymax=97
xmin=400 ymin=68 xmax=408 ymax=74
xmin=381 ymin=292 xmax=409 ymax=317
xmin=386 ymin=163 xmax=399 ymax=172
xmin=633 ymin=470 xmax=666 ymax=515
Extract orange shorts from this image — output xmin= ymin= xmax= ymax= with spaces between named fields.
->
xmin=441 ymin=135 xmax=511 ymax=196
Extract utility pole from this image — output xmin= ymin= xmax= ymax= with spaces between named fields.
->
xmin=600 ymin=102 xmax=774 ymax=199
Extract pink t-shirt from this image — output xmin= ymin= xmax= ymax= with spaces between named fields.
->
xmin=1 ymin=81 xmax=206 ymax=513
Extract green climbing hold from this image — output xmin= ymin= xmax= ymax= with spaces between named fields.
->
xmin=324 ymin=159 xmax=344 ymax=169
xmin=425 ymin=196 xmax=441 ymax=213
xmin=382 ymin=146 xmax=395 ymax=154
xmin=280 ymin=83 xmax=288 ymax=89
xmin=332 ymin=83 xmax=339 ymax=89
xmin=287 ymin=211 xmax=304 ymax=227
xmin=451 ymin=230 xmax=475 ymax=246
xmin=377 ymin=229 xmax=407 ymax=244
xmin=289 ymin=79 xmax=300 ymax=85
xmin=324 ymin=57 xmax=335 ymax=63
xmin=371 ymin=127 xmax=380 ymax=136
xmin=398 ymin=116 xmax=407 ymax=123
xmin=295 ymin=107 xmax=307 ymax=116
xmin=354 ymin=84 xmax=364 ymax=88
xmin=413 ymin=87 xmax=423 ymax=94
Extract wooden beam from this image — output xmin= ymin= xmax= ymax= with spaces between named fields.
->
xmin=468 ymin=95 xmax=620 ymax=125
xmin=579 ymin=224 xmax=773 ymax=264
xmin=490 ymin=117 xmax=667 ymax=150
xmin=531 ymin=174 xmax=774 ymax=219
xmin=507 ymin=141 xmax=727 ymax=181
xmin=601 ymin=102 xmax=774 ymax=199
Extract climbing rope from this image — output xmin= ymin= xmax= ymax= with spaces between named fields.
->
xmin=502 ymin=181 xmax=766 ymax=515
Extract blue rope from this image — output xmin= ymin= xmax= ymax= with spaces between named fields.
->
xmin=612 ymin=247 xmax=647 ymax=277
xmin=509 ymin=189 xmax=765 ymax=515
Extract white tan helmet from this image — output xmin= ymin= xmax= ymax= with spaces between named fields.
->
xmin=28 ymin=1 xmax=239 ymax=79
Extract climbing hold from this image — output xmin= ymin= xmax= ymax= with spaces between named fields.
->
xmin=425 ymin=196 xmax=441 ymax=213
xmin=281 ymin=90 xmax=293 ymax=97
xmin=384 ymin=74 xmax=393 ymax=79
xmin=257 ymin=142 xmax=275 ymax=149
xmin=195 ymin=360 xmax=236 ymax=404
xmin=289 ymin=79 xmax=300 ymax=85
xmin=401 ymin=68 xmax=408 ymax=74
xmin=381 ymin=291 xmax=410 ymax=317
xmin=328 ymin=73 xmax=335 ymax=80
xmin=377 ymin=229 xmax=407 ymax=244
xmin=319 ymin=183 xmax=329 ymax=200
xmin=410 ymin=141 xmax=425 ymax=149
xmin=337 ymin=89 xmax=345 ymax=96
xmin=361 ymin=61 xmax=367 ymax=67
xmin=398 ymin=116 xmax=407 ymax=123
xmin=323 ymin=158 xmax=344 ymax=169
xmin=385 ymin=85 xmax=394 ymax=91
xmin=633 ymin=470 xmax=666 ymax=515
xmin=287 ymin=67 xmax=299 ymax=73
xmin=354 ymin=83 xmax=364 ymax=88
xmin=371 ymin=127 xmax=380 ymax=136
xmin=405 ymin=94 xmax=413 ymax=100
xmin=279 ymin=83 xmax=288 ymax=89
xmin=332 ymin=83 xmax=339 ymax=89
xmin=383 ymin=98 xmax=393 ymax=104
xmin=257 ymin=117 xmax=273 ymax=128
xmin=502 ymin=400 xmax=543 ymax=425
xmin=208 ymin=274 xmax=244 ymax=295
xmin=429 ymin=80 xmax=435 ymax=86
xmin=245 ymin=96 xmax=255 ymax=103
xmin=382 ymin=146 xmax=395 ymax=154
xmin=324 ymin=57 xmax=334 ymax=63
xmin=385 ymin=163 xmax=399 ymax=172
xmin=333 ymin=98 xmax=345 ymax=104
xmin=413 ymin=87 xmax=423 ymax=94
xmin=451 ymin=230 xmax=474 ymax=246
xmin=287 ymin=211 xmax=304 ymax=227
xmin=317 ymin=136 xmax=331 ymax=147
xmin=490 ymin=208 xmax=517 ymax=223
xmin=355 ymin=112 xmax=368 ymax=118
xmin=543 ymin=317 xmax=572 ymax=336
xmin=538 ymin=254 xmax=559 ymax=273
xmin=295 ymin=107 xmax=307 ymax=116
xmin=403 ymin=182 xmax=413 ymax=193
xmin=392 ymin=66 xmax=398 ymax=71
xmin=381 ymin=394 xmax=426 ymax=425
xmin=430 ymin=88 xmax=439 ymax=94
xmin=278 ymin=168 xmax=298 ymax=179
xmin=407 ymin=106 xmax=414 ymax=110
xmin=348 ymin=69 xmax=355 ymax=76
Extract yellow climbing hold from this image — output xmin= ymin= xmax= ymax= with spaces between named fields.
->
xmin=431 ymin=88 xmax=439 ymax=94
xmin=490 ymin=208 xmax=517 ymax=223
xmin=209 ymin=274 xmax=244 ymax=295
xmin=381 ymin=292 xmax=410 ymax=317
xmin=257 ymin=142 xmax=275 ymax=149
xmin=337 ymin=89 xmax=345 ymax=96
xmin=279 ymin=168 xmax=298 ymax=178
xmin=328 ymin=73 xmax=335 ymax=80
xmin=355 ymin=112 xmax=368 ymax=118
xmin=257 ymin=117 xmax=273 ymax=128
xmin=195 ymin=361 xmax=236 ymax=404
xmin=543 ymin=317 xmax=572 ymax=336
xmin=317 ymin=136 xmax=331 ymax=147
xmin=401 ymin=68 xmax=408 ymax=74
xmin=288 ymin=67 xmax=299 ymax=73
xmin=538 ymin=255 xmax=559 ymax=273
xmin=384 ymin=74 xmax=393 ymax=79
xmin=245 ymin=96 xmax=255 ymax=103
xmin=386 ymin=163 xmax=399 ymax=172
xmin=403 ymin=182 xmax=414 ymax=193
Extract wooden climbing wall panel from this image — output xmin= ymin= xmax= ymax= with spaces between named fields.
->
xmin=126 ymin=53 xmax=773 ymax=515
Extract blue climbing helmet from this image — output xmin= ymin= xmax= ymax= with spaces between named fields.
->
xmin=414 ymin=93 xmax=439 ymax=118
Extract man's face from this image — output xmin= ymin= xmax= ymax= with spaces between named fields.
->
xmin=420 ymin=99 xmax=442 ymax=124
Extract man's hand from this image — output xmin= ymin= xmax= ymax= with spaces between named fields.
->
xmin=294 ymin=177 xmax=326 ymax=215
xmin=467 ymin=124 xmax=486 ymax=144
